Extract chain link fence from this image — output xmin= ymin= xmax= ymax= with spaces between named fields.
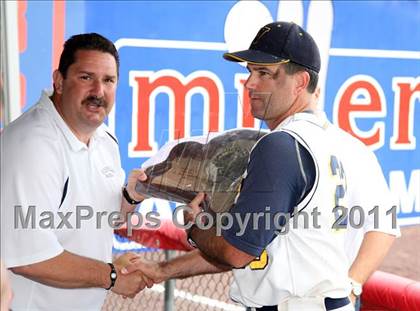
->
xmin=102 ymin=250 xmax=245 ymax=311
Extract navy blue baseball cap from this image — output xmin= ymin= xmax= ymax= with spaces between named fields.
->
xmin=223 ymin=21 xmax=321 ymax=73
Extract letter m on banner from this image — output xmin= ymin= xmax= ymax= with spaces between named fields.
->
xmin=128 ymin=70 xmax=225 ymax=158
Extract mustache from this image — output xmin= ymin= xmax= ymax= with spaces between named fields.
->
xmin=83 ymin=96 xmax=107 ymax=107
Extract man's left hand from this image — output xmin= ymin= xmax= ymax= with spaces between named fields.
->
xmin=126 ymin=169 xmax=148 ymax=203
xmin=183 ymin=192 xmax=206 ymax=235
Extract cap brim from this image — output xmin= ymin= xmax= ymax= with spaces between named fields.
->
xmin=223 ymin=49 xmax=289 ymax=65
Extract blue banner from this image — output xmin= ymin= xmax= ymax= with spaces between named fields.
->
xmin=17 ymin=1 xmax=420 ymax=235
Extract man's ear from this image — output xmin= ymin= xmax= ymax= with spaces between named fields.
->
xmin=294 ymin=71 xmax=310 ymax=96
xmin=52 ymin=70 xmax=64 ymax=94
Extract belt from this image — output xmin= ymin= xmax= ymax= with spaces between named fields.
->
xmin=255 ymin=297 xmax=351 ymax=311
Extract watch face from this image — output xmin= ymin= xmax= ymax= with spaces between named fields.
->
xmin=111 ymin=272 xmax=117 ymax=279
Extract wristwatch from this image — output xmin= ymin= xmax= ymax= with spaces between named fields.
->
xmin=349 ymin=278 xmax=363 ymax=297
xmin=122 ymin=186 xmax=143 ymax=205
xmin=187 ymin=225 xmax=198 ymax=248
xmin=106 ymin=263 xmax=117 ymax=290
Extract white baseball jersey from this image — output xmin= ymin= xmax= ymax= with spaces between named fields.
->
xmin=229 ymin=112 xmax=352 ymax=307
xmin=324 ymin=118 xmax=400 ymax=263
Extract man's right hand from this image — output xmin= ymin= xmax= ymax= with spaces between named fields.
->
xmin=111 ymin=253 xmax=154 ymax=298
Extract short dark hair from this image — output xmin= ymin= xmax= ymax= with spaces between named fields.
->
xmin=284 ymin=62 xmax=318 ymax=93
xmin=58 ymin=33 xmax=119 ymax=78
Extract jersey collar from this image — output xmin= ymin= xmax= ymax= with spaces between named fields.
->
xmin=273 ymin=110 xmax=330 ymax=131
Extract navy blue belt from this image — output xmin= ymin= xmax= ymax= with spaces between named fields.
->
xmin=254 ymin=297 xmax=351 ymax=311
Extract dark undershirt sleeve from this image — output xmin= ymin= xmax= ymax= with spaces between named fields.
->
xmin=221 ymin=131 xmax=316 ymax=256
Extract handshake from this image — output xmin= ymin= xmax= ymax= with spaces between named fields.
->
xmin=109 ymin=191 xmax=207 ymax=299
xmin=109 ymin=251 xmax=166 ymax=299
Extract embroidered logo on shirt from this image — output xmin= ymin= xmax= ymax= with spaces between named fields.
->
xmin=101 ymin=166 xmax=115 ymax=178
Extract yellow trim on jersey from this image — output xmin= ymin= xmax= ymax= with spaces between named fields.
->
xmin=249 ymin=250 xmax=268 ymax=270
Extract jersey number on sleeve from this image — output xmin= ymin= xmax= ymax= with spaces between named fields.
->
xmin=330 ymin=155 xmax=348 ymax=230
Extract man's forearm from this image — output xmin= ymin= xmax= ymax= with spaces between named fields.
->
xmin=160 ymin=249 xmax=229 ymax=280
xmin=349 ymin=231 xmax=396 ymax=283
xmin=120 ymin=168 xmax=148 ymax=221
xmin=10 ymin=250 xmax=110 ymax=289
xmin=189 ymin=226 xmax=254 ymax=268
xmin=189 ymin=226 xmax=230 ymax=266
xmin=120 ymin=198 xmax=137 ymax=222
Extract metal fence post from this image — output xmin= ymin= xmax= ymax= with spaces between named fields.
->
xmin=164 ymin=250 xmax=175 ymax=311
xmin=0 ymin=0 xmax=22 ymax=126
